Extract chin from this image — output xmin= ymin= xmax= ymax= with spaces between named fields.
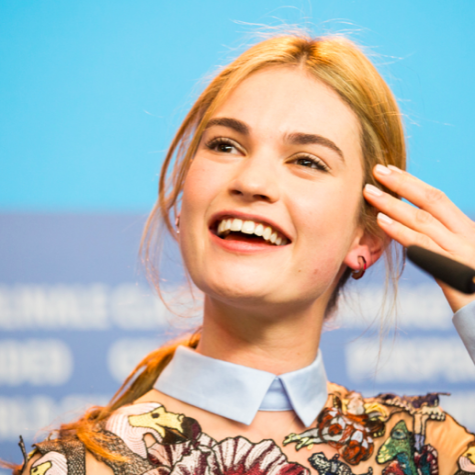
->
xmin=199 ymin=275 xmax=274 ymax=305
xmin=195 ymin=271 xmax=326 ymax=314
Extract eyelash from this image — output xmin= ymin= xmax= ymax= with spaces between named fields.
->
xmin=291 ymin=155 xmax=329 ymax=172
xmin=205 ymin=137 xmax=329 ymax=172
xmin=205 ymin=137 xmax=240 ymax=154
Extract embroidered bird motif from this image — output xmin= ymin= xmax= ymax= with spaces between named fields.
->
xmin=376 ymin=421 xmax=438 ymax=475
xmin=106 ymin=402 xmax=203 ymax=460
xmin=30 ymin=451 xmax=67 ymax=475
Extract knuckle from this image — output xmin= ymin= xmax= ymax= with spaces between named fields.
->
xmin=424 ymin=186 xmax=446 ymax=205
xmin=416 ymin=235 xmax=433 ymax=249
xmin=414 ymin=209 xmax=433 ymax=226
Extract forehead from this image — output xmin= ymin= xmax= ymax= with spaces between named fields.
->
xmin=211 ymin=66 xmax=362 ymax=162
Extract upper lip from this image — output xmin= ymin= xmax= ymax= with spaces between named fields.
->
xmin=208 ymin=210 xmax=292 ymax=242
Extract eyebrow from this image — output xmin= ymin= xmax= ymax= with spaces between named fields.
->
xmin=205 ymin=117 xmax=250 ymax=135
xmin=284 ymin=132 xmax=344 ymax=161
xmin=205 ymin=117 xmax=345 ymax=161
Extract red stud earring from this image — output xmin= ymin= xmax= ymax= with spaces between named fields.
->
xmin=352 ymin=256 xmax=367 ymax=280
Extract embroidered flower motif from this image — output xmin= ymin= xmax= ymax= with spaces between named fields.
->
xmin=167 ymin=447 xmax=213 ymax=475
xmin=168 ymin=437 xmax=309 ymax=475
xmin=30 ymin=451 xmax=67 ymax=475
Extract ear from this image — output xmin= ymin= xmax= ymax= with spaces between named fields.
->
xmin=343 ymin=226 xmax=387 ymax=271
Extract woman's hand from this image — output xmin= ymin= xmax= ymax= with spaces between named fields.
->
xmin=363 ymin=164 xmax=475 ymax=313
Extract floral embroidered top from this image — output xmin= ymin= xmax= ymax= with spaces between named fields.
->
xmin=21 ymin=302 xmax=475 ymax=475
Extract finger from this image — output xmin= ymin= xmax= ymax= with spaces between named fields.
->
xmin=373 ymin=164 xmax=475 ymax=236
xmin=363 ymin=184 xmax=464 ymax=254
xmin=375 ymin=211 xmax=443 ymax=253
xmin=376 ymin=211 xmax=475 ymax=267
xmin=376 ymin=212 xmax=475 ymax=312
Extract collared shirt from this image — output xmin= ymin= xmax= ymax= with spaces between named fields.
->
xmin=154 ymin=302 xmax=475 ymax=429
xmin=29 ymin=302 xmax=475 ymax=473
xmin=155 ymin=346 xmax=328 ymax=427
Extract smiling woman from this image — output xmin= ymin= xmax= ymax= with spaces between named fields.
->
xmin=11 ymin=32 xmax=475 ymax=475
xmin=144 ymin=34 xmax=406 ymax=318
xmin=179 ymin=66 xmax=376 ymax=322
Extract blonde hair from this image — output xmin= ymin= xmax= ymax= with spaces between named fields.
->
xmin=19 ymin=32 xmax=406 ymax=465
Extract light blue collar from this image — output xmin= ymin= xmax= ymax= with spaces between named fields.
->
xmin=155 ymin=345 xmax=328 ymax=427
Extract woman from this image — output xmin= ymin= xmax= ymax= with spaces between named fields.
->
xmin=16 ymin=33 xmax=475 ymax=475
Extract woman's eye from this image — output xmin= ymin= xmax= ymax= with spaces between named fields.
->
xmin=293 ymin=156 xmax=329 ymax=172
xmin=205 ymin=137 xmax=240 ymax=154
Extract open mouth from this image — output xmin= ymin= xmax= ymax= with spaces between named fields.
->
xmin=211 ymin=217 xmax=290 ymax=246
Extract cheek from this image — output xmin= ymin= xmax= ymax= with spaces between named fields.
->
xmin=291 ymin=180 xmax=362 ymax=271
xmin=179 ymin=162 xmax=211 ymax=261
xmin=182 ymin=160 xmax=214 ymax=211
xmin=179 ymin=158 xmax=229 ymax=262
xmin=181 ymin=158 xmax=225 ymax=228
xmin=297 ymin=182 xmax=361 ymax=237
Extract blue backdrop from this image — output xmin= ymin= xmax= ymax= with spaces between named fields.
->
xmin=1 ymin=0 xmax=474 ymax=464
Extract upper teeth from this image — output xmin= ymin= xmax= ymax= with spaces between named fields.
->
xmin=216 ymin=218 xmax=288 ymax=246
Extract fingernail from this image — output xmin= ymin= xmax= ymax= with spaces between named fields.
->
xmin=377 ymin=212 xmax=393 ymax=225
xmin=365 ymin=184 xmax=383 ymax=197
xmin=388 ymin=165 xmax=403 ymax=174
xmin=375 ymin=164 xmax=391 ymax=175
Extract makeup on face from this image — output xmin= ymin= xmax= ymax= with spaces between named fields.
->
xmin=179 ymin=66 xmax=365 ymax=307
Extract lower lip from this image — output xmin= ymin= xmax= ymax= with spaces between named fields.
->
xmin=209 ymin=230 xmax=287 ymax=254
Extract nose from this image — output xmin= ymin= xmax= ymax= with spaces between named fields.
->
xmin=229 ymin=154 xmax=280 ymax=203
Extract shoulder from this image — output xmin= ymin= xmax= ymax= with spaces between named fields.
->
xmin=21 ymin=446 xmax=112 ymax=475
xmin=325 ymin=383 xmax=475 ymax=473
xmin=24 ymin=399 xmax=211 ymax=474
xmin=20 ymin=401 xmax=169 ymax=475
xmin=20 ymin=437 xmax=87 ymax=475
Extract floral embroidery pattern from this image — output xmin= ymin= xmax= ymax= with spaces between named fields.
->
xmin=164 ymin=437 xmax=309 ymax=475
xmin=24 ymin=390 xmax=472 ymax=475
xmin=32 ymin=403 xmax=308 ymax=475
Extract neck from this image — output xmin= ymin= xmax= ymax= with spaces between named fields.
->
xmin=195 ymin=295 xmax=326 ymax=375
